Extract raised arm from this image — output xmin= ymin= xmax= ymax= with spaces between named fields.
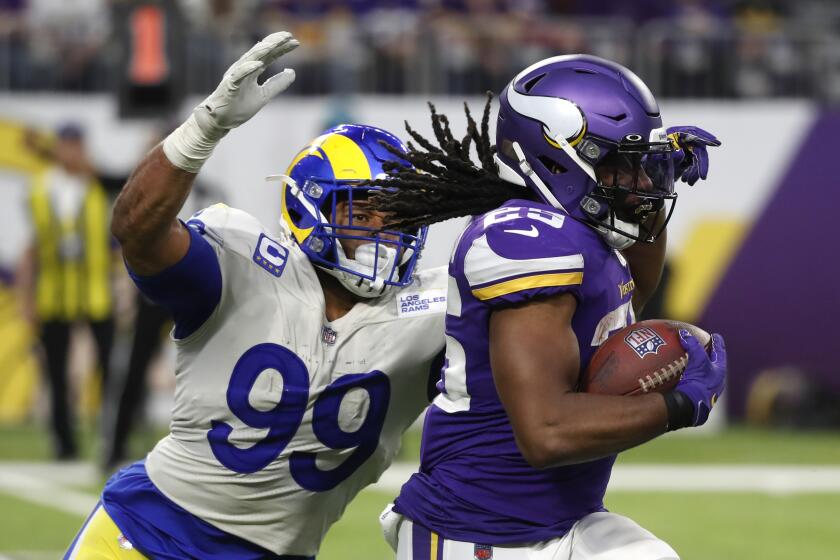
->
xmin=111 ymin=147 xmax=196 ymax=275
xmin=111 ymin=32 xmax=299 ymax=275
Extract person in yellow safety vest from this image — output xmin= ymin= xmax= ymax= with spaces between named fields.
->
xmin=16 ymin=123 xmax=118 ymax=460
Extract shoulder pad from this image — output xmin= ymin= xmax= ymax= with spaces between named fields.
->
xmin=455 ymin=204 xmax=594 ymax=303
xmin=410 ymin=265 xmax=448 ymax=291
xmin=186 ymin=204 xmax=291 ymax=259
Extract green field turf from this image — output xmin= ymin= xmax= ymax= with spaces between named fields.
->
xmin=0 ymin=492 xmax=85 ymax=555
xmin=3 ymin=488 xmax=839 ymax=560
xmin=2 ymin=423 xmax=840 ymax=559
xmin=5 ymin=423 xmax=840 ymax=464
xmin=399 ymin=425 xmax=840 ymax=464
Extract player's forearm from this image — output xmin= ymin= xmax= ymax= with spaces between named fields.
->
xmin=514 ymin=392 xmax=668 ymax=469
xmin=111 ymin=144 xmax=196 ymax=273
xmin=622 ymin=210 xmax=667 ymax=314
xmin=112 ymin=33 xmax=298 ymax=276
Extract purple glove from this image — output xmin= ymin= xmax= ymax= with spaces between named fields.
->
xmin=673 ymin=330 xmax=727 ymax=427
xmin=667 ymin=126 xmax=721 ymax=186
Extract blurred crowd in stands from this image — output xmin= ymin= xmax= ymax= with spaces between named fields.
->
xmin=2 ymin=0 xmax=840 ymax=100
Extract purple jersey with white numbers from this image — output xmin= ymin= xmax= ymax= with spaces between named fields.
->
xmin=394 ymin=199 xmax=636 ymax=544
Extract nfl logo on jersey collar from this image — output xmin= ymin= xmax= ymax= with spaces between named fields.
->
xmin=624 ymin=326 xmax=666 ymax=358
xmin=321 ymin=325 xmax=337 ymax=345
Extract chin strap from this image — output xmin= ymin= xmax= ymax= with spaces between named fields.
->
xmin=579 ymin=195 xmax=638 ymax=250
xmin=495 ymin=142 xmax=568 ymax=212
xmin=320 ymin=241 xmax=400 ymax=299
xmin=319 ymin=265 xmax=391 ymax=298
xmin=593 ymin=221 xmax=638 ymax=250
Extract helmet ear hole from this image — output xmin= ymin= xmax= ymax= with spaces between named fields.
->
xmin=499 ymin=138 xmax=517 ymax=160
xmin=522 ymin=73 xmax=547 ymax=93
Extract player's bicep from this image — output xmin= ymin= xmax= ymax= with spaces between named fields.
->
xmin=128 ymin=222 xmax=222 ymax=339
xmin=489 ymin=293 xmax=580 ymax=438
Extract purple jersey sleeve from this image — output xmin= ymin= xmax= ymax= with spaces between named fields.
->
xmin=457 ymin=204 xmax=586 ymax=309
xmin=128 ymin=221 xmax=221 ymax=339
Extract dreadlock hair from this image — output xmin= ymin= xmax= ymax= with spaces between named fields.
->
xmin=366 ymin=92 xmax=533 ymax=232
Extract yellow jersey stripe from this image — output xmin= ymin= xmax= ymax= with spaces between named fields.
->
xmin=472 ymin=271 xmax=583 ymax=301
xmin=30 ymin=173 xmax=112 ymax=320
xmin=430 ymin=531 xmax=439 ymax=560
xmin=84 ymin=185 xmax=111 ymax=320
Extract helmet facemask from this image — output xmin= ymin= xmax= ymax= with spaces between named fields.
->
xmin=277 ymin=173 xmax=426 ymax=298
xmin=581 ymin=136 xmax=677 ymax=247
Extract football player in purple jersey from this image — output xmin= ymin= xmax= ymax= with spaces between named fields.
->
xmin=369 ymin=56 xmax=726 ymax=559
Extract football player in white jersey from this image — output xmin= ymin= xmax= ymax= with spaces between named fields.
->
xmin=63 ymin=32 xmax=447 ymax=559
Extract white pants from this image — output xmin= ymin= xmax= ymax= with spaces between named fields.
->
xmin=381 ymin=507 xmax=679 ymax=560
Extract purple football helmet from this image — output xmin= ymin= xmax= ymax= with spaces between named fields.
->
xmin=495 ymin=55 xmax=676 ymax=248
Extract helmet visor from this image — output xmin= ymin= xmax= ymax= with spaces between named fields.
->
xmin=593 ymin=139 xmax=675 ymax=224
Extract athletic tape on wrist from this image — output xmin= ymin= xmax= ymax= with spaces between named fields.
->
xmin=162 ymin=112 xmax=228 ymax=173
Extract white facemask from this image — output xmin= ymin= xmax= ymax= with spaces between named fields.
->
xmin=322 ymin=241 xmax=402 ymax=298
xmin=271 ymin=173 xmax=415 ymax=298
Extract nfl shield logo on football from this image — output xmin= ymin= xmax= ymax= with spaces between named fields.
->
xmin=624 ymin=326 xmax=666 ymax=358
xmin=474 ymin=544 xmax=493 ymax=560
xmin=321 ymin=326 xmax=337 ymax=345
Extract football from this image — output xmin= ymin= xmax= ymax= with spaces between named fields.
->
xmin=581 ymin=320 xmax=711 ymax=396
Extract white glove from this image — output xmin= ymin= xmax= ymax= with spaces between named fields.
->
xmin=163 ymin=31 xmax=299 ymax=173
xmin=379 ymin=503 xmax=402 ymax=553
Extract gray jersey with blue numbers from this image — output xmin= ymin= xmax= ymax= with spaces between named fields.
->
xmin=144 ymin=204 xmax=446 ymax=556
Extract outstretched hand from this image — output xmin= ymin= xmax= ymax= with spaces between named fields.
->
xmin=667 ymin=125 xmax=721 ymax=186
xmin=195 ymin=31 xmax=299 ymax=133
xmin=163 ymin=32 xmax=299 ymax=174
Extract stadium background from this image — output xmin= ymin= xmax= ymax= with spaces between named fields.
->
xmin=0 ymin=1 xmax=839 ymax=558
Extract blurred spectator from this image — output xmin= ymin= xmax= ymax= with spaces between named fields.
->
xmin=362 ymin=1 xmax=421 ymax=93
xmin=102 ymin=290 xmax=169 ymax=471
xmin=731 ymin=1 xmax=807 ymax=98
xmin=178 ymin=0 xmax=260 ymax=92
xmin=323 ymin=4 xmax=366 ymax=94
xmin=25 ymin=0 xmax=111 ymax=90
xmin=15 ymin=123 xmax=119 ymax=459
xmin=655 ymin=0 xmax=731 ymax=98
xmin=0 ymin=0 xmax=28 ymax=89
xmin=1 ymin=0 xmax=840 ymax=98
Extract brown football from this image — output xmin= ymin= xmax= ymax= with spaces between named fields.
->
xmin=580 ymin=319 xmax=711 ymax=396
